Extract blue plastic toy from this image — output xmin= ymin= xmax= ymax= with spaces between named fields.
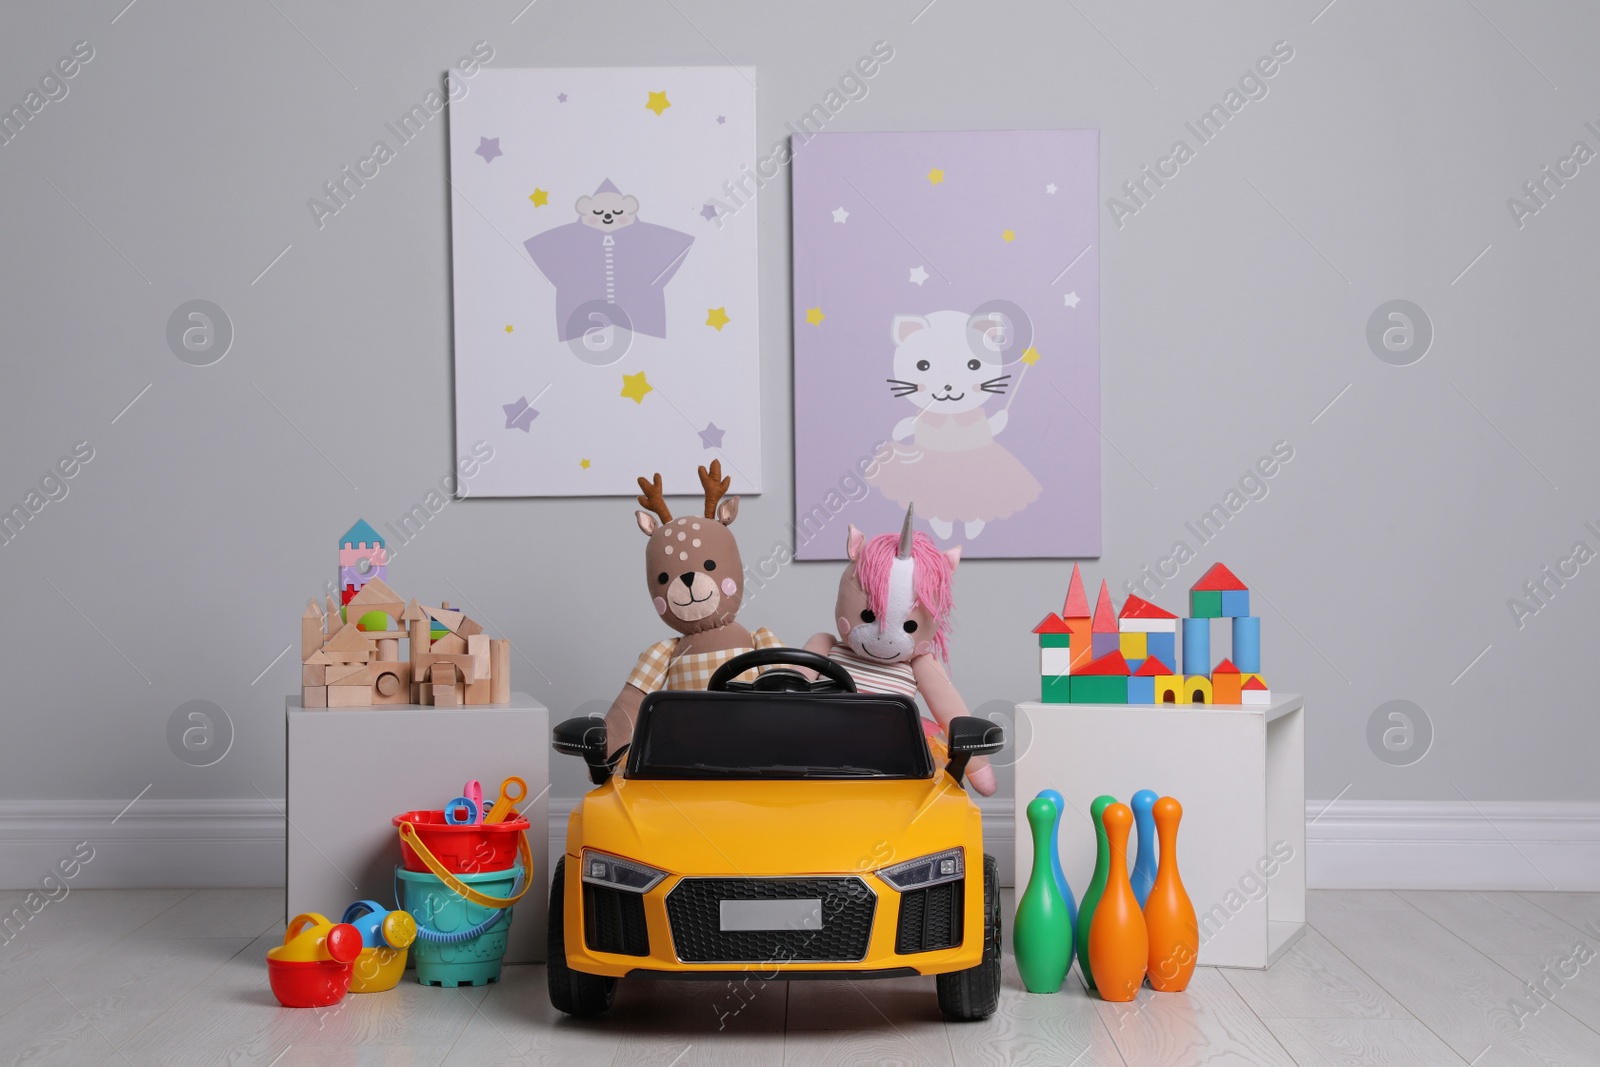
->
xmin=1129 ymin=789 xmax=1159 ymax=908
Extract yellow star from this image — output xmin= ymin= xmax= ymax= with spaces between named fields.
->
xmin=646 ymin=91 xmax=671 ymax=116
xmin=529 ymin=188 xmax=549 ymax=207
xmin=504 ymin=325 xmax=513 ymax=333
xmin=927 ymin=168 xmax=944 ymax=185
xmin=1020 ymin=346 xmax=1041 ymax=365
xmin=620 ymin=371 xmax=653 ymax=403
xmin=805 ymin=307 xmax=825 ymax=326
xmin=580 ymin=458 xmax=591 ymax=469
xmin=1002 ymin=229 xmax=1016 ymax=243
xmin=706 ymin=307 xmax=730 ymax=331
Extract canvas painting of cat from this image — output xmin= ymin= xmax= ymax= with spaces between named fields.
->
xmin=792 ymin=130 xmax=1100 ymax=559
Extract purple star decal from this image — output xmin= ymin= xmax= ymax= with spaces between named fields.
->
xmin=697 ymin=422 xmax=725 ymax=449
xmin=557 ymin=93 xmax=568 ymax=103
xmin=475 ymin=136 xmax=502 ymax=163
xmin=716 ymin=115 xmax=726 ymax=125
xmin=699 ymin=202 xmax=720 ymax=222
xmin=503 ymin=396 xmax=538 ymax=432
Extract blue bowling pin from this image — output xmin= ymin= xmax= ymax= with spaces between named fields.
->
xmin=1036 ymin=789 xmax=1079 ymax=930
xmin=1130 ymin=789 xmax=1159 ymax=909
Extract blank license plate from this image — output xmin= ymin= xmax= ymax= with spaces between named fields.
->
xmin=719 ymin=898 xmax=823 ymax=931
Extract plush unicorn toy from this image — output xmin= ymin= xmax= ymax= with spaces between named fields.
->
xmin=803 ymin=505 xmax=996 ymax=796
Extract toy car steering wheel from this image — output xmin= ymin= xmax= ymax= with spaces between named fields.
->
xmin=707 ymin=648 xmax=858 ymax=694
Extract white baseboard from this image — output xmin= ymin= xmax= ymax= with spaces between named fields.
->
xmin=0 ymin=799 xmax=285 ymax=890
xmin=5 ymin=797 xmax=1596 ymax=893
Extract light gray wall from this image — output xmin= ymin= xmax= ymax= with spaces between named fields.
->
xmin=1 ymin=0 xmax=1595 ymax=814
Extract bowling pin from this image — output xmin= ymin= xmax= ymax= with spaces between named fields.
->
xmin=1037 ymin=789 xmax=1079 ymax=932
xmin=1075 ymin=794 xmax=1117 ymax=990
xmin=1088 ymin=802 xmax=1149 ymax=1003
xmin=1130 ymin=789 xmax=1159 ymax=909
xmin=1014 ymin=796 xmax=1072 ymax=993
xmin=1144 ymin=796 xmax=1199 ymax=992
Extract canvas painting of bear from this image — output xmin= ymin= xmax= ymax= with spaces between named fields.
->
xmin=448 ymin=67 xmax=760 ymax=498
xmin=792 ymin=130 xmax=1101 ymax=559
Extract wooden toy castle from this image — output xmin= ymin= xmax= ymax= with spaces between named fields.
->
xmin=1033 ymin=563 xmax=1269 ymax=706
xmin=299 ymin=521 xmax=510 ymax=709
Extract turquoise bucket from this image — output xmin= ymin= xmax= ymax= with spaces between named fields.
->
xmin=395 ymin=865 xmax=519 ymax=987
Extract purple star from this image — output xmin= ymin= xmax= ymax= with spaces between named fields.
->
xmin=697 ymin=422 xmax=725 ymax=449
xmin=503 ymin=397 xmax=538 ymax=432
xmin=699 ymin=202 xmax=720 ymax=222
xmin=475 ymin=136 xmax=502 ymax=163
xmin=716 ymin=115 xmax=726 ymax=125
xmin=557 ymin=93 xmax=568 ymax=103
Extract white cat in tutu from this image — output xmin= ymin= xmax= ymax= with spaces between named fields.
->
xmin=867 ymin=310 xmax=1042 ymax=540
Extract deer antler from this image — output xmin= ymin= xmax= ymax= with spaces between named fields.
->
xmin=636 ymin=473 xmax=672 ymax=524
xmin=698 ymin=460 xmax=730 ymax=519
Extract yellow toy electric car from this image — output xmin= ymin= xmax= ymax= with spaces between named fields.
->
xmin=548 ymin=648 xmax=1005 ymax=1022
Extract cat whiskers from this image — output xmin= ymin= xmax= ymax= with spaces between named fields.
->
xmin=979 ymin=374 xmax=1012 ymax=394
xmin=887 ymin=378 xmax=920 ymax=397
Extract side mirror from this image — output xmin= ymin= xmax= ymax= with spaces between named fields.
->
xmin=553 ymin=716 xmax=616 ymax=786
xmin=945 ymin=716 xmax=1004 ymax=789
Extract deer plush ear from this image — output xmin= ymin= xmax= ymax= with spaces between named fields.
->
xmin=636 ymin=510 xmax=660 ymax=536
xmin=943 ymin=545 xmax=962 ymax=572
xmin=845 ymin=524 xmax=865 ymax=562
xmin=717 ymin=495 xmax=739 ymax=525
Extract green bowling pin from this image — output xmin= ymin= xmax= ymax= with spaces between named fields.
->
xmin=1075 ymin=794 xmax=1118 ymax=989
xmin=1014 ymin=796 xmax=1072 ymax=992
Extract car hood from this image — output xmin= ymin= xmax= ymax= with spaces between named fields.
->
xmin=570 ymin=776 xmax=982 ymax=879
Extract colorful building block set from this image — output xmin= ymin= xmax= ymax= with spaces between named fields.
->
xmin=299 ymin=521 xmax=511 ymax=709
xmin=1033 ymin=563 xmax=1270 ymax=705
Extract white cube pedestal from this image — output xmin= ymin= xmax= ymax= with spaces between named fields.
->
xmin=286 ymin=694 xmax=549 ymax=963
xmin=1013 ymin=694 xmax=1305 ymax=969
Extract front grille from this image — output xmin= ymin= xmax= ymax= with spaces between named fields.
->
xmin=895 ymin=880 xmax=964 ymax=953
xmin=666 ymin=877 xmax=876 ymax=963
xmin=584 ymin=883 xmax=650 ymax=956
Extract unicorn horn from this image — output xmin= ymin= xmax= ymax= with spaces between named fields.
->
xmin=897 ymin=503 xmax=916 ymax=560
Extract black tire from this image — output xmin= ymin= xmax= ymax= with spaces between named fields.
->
xmin=937 ymin=853 xmax=1001 ymax=1021
xmin=547 ymin=856 xmax=617 ymax=1016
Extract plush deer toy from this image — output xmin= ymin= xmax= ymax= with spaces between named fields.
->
xmin=602 ymin=461 xmax=780 ymax=754
xmin=803 ymin=505 xmax=996 ymax=795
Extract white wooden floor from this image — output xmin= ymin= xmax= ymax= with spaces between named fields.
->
xmin=3 ymin=887 xmax=1600 ymax=1065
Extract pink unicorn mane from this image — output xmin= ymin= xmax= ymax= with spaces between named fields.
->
xmin=853 ymin=530 xmax=955 ymax=662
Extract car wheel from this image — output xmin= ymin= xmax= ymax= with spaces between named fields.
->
xmin=547 ymin=856 xmax=617 ymax=1016
xmin=936 ymin=852 xmax=1001 ymax=1021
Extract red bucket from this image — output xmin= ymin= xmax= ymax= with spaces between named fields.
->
xmin=392 ymin=809 xmax=531 ymax=875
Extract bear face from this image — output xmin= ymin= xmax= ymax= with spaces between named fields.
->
xmin=576 ymin=190 xmax=639 ymax=230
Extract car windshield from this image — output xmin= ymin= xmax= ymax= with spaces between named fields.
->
xmin=625 ymin=693 xmax=934 ymax=780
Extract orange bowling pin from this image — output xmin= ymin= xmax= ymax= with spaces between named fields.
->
xmin=1144 ymin=796 xmax=1198 ymax=992
xmin=1087 ymin=802 xmax=1148 ymax=1002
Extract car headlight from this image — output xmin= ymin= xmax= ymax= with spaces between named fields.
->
xmin=581 ymin=849 xmax=667 ymax=893
xmin=877 ymin=848 xmax=964 ymax=892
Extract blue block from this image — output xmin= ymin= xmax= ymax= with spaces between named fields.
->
xmin=1145 ymin=631 xmax=1176 ymax=673
xmin=1182 ymin=617 xmax=1210 ymax=676
xmin=1221 ymin=590 xmax=1250 ymax=617
xmin=1092 ymin=631 xmax=1121 ymax=659
xmin=1126 ymin=675 xmax=1155 ymax=704
xmin=1125 ymin=657 xmax=1145 ymax=676
xmin=1232 ymin=616 xmax=1261 ymax=673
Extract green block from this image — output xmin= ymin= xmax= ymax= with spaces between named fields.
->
xmin=1190 ymin=589 xmax=1223 ymax=618
xmin=1070 ymin=675 xmax=1127 ymax=704
xmin=1042 ymin=675 xmax=1073 ymax=703
xmin=1038 ymin=633 xmax=1073 ymax=648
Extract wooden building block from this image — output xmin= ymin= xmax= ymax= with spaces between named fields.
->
xmin=1039 ymin=646 xmax=1073 ymax=678
xmin=301 ymin=600 xmax=324 ymax=660
xmin=325 ymin=595 xmax=345 ymax=636
xmin=458 ymin=615 xmax=484 ymax=638
xmin=302 ymin=685 xmax=327 ymax=709
xmin=328 ymin=684 xmax=372 ymax=708
xmin=1041 ymin=675 xmax=1072 ymax=704
xmin=1212 ymin=671 xmax=1242 ymax=704
xmin=433 ymin=682 xmax=460 ymax=707
xmin=1126 ymin=674 xmax=1156 ymax=704
xmin=1220 ymin=590 xmax=1250 ymax=618
xmin=302 ymin=664 xmax=326 ymax=686
xmin=1154 ymin=674 xmax=1185 ymax=705
xmin=491 ymin=640 xmax=510 ymax=703
xmin=372 ymin=662 xmax=411 ymax=705
xmin=1189 ymin=589 xmax=1223 ymax=619
xmin=431 ymin=632 xmax=467 ymax=655
xmin=376 ymin=638 xmax=400 ymax=662
xmin=326 ymin=663 xmax=372 ymax=687
xmin=426 ymin=606 xmax=467 ymax=633
xmin=1146 ymin=631 xmax=1177 ymax=672
xmin=1069 ymin=675 xmax=1127 ymax=704
xmin=415 ymin=652 xmax=475 ymax=684
xmin=465 ymin=677 xmax=492 ymax=705
xmin=1119 ymin=632 xmax=1147 ymax=661
xmin=1185 ymin=675 xmax=1214 ymax=705
xmin=325 ymin=624 xmax=375 ymax=663
xmin=1092 ymin=632 xmax=1121 ymax=658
